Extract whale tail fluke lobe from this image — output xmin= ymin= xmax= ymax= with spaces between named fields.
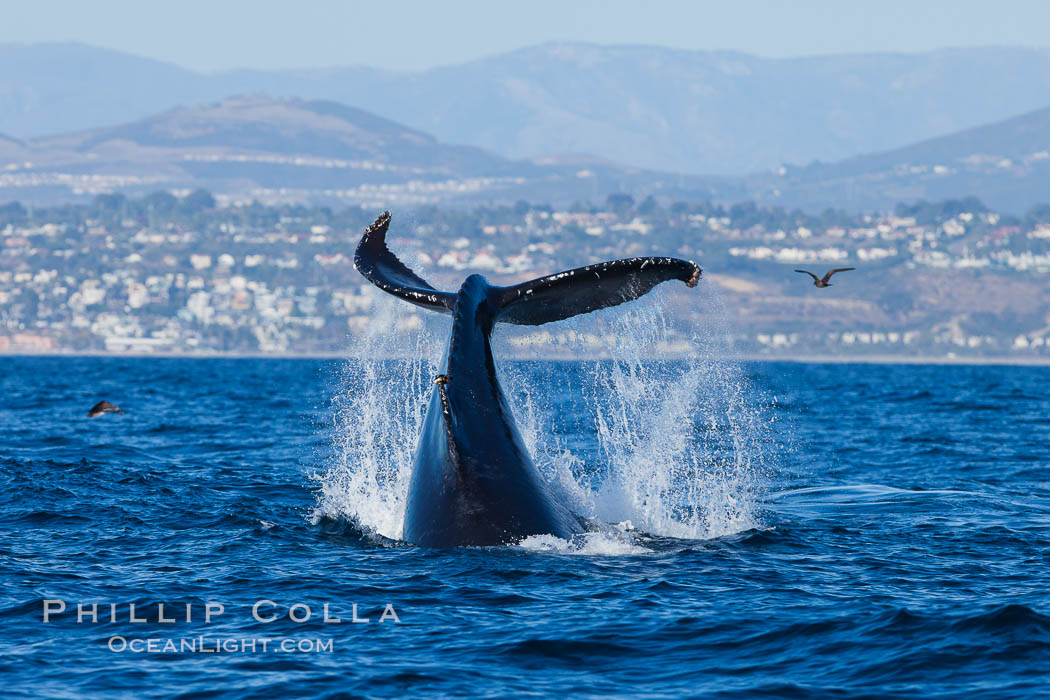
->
xmin=353 ymin=211 xmax=456 ymax=314
xmin=495 ymin=257 xmax=700 ymax=326
xmin=355 ymin=212 xmax=701 ymax=326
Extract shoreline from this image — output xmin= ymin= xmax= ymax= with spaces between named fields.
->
xmin=4 ymin=350 xmax=1050 ymax=367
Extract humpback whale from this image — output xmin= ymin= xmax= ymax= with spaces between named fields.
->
xmin=355 ymin=212 xmax=701 ymax=547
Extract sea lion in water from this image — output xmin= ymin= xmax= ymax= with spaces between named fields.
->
xmin=354 ymin=211 xmax=701 ymax=547
xmin=88 ymin=401 xmax=123 ymax=418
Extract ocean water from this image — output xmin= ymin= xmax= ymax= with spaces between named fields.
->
xmin=2 ymin=350 xmax=1049 ymax=697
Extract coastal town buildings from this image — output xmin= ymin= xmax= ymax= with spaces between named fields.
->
xmin=2 ymin=196 xmax=1048 ymax=358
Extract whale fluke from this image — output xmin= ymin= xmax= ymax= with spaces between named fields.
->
xmin=88 ymin=401 xmax=123 ymax=418
xmin=356 ymin=211 xmax=701 ymax=326
xmin=354 ymin=211 xmax=703 ymax=547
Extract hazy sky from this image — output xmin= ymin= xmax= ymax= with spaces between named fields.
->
xmin=4 ymin=0 xmax=1049 ymax=72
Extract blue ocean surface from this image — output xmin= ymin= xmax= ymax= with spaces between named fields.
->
xmin=2 ymin=354 xmax=1049 ymax=698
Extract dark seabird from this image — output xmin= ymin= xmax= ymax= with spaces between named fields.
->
xmin=88 ymin=401 xmax=123 ymax=418
xmin=795 ymin=267 xmax=856 ymax=288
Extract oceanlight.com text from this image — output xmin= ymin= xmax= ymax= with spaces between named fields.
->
xmin=108 ymin=636 xmax=335 ymax=654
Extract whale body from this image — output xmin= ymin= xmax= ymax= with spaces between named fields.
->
xmin=354 ymin=212 xmax=701 ymax=547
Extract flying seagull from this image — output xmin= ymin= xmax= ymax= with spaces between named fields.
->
xmin=795 ymin=267 xmax=856 ymax=288
xmin=88 ymin=400 xmax=123 ymax=418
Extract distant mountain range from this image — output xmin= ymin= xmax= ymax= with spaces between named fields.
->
xmin=742 ymin=105 xmax=1050 ymax=212
xmin=4 ymin=41 xmax=1050 ymax=176
xmin=0 ymin=95 xmax=722 ymax=208
xmin=2 ymin=92 xmax=1050 ymax=212
xmin=4 ymin=41 xmax=1050 ymax=212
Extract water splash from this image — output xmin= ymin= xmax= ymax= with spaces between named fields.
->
xmin=515 ymin=531 xmax=652 ymax=555
xmin=311 ymin=293 xmax=444 ymax=540
xmin=316 ymin=282 xmax=771 ymax=543
xmin=496 ymin=286 xmax=770 ymax=541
